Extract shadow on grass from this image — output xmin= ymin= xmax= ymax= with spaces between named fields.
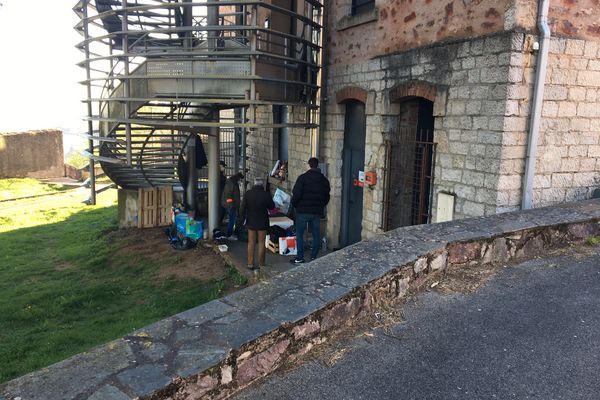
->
xmin=0 ymin=205 xmax=245 ymax=383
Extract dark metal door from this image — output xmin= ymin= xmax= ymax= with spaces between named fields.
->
xmin=340 ymin=101 xmax=366 ymax=247
xmin=384 ymin=99 xmax=436 ymax=230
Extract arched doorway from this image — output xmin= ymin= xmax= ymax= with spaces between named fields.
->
xmin=340 ymin=100 xmax=366 ymax=247
xmin=384 ymin=97 xmax=436 ymax=230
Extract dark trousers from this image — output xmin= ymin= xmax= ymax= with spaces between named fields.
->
xmin=295 ymin=213 xmax=320 ymax=261
xmin=226 ymin=207 xmax=237 ymax=237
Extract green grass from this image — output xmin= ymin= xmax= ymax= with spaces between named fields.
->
xmin=586 ymin=236 xmax=600 ymax=246
xmin=0 ymin=178 xmax=69 ymax=200
xmin=0 ymin=179 xmax=246 ymax=383
xmin=64 ymin=147 xmax=90 ymax=169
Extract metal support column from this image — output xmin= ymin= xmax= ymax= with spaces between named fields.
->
xmin=186 ymin=134 xmax=197 ymax=212
xmin=241 ymin=107 xmax=247 ymax=189
xmin=249 ymin=5 xmax=258 ymax=125
xmin=82 ymin=0 xmax=96 ymax=205
xmin=122 ymin=0 xmax=132 ymax=165
xmin=208 ymin=114 xmax=221 ymax=236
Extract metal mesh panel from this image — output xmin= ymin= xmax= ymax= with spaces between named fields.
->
xmin=384 ymin=127 xmax=436 ymax=230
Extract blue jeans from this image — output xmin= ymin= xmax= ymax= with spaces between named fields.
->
xmin=226 ymin=207 xmax=237 ymax=237
xmin=295 ymin=213 xmax=320 ymax=261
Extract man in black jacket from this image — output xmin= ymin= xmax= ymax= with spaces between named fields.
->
xmin=290 ymin=157 xmax=330 ymax=264
xmin=241 ymin=177 xmax=275 ymax=270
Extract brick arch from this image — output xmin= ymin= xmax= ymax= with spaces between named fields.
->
xmin=336 ymin=86 xmax=368 ymax=104
xmin=389 ymin=81 xmax=437 ymax=103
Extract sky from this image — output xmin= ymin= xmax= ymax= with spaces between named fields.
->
xmin=0 ymin=0 xmax=87 ymax=151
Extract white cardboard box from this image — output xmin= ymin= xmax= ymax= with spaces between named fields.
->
xmin=278 ymin=236 xmax=297 ymax=256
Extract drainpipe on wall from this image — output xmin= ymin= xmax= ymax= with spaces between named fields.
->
xmin=521 ymin=0 xmax=551 ymax=209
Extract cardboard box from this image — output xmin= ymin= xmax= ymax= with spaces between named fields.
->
xmin=278 ymin=236 xmax=297 ymax=256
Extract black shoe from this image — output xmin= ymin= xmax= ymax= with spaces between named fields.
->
xmin=290 ymin=258 xmax=305 ymax=264
xmin=247 ymin=265 xmax=259 ymax=271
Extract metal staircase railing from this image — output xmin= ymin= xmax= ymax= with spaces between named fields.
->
xmin=74 ymin=0 xmax=323 ymax=195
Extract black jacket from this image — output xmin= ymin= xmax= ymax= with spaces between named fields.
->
xmin=291 ymin=169 xmax=330 ymax=215
xmin=241 ymin=186 xmax=275 ymax=230
xmin=221 ymin=175 xmax=241 ymax=208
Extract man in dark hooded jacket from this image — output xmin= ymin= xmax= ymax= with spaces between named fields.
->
xmin=290 ymin=157 xmax=330 ymax=263
xmin=221 ymin=172 xmax=244 ymax=238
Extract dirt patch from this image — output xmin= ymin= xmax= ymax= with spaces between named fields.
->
xmin=433 ymin=262 xmax=503 ymax=294
xmin=435 ymin=242 xmax=600 ymax=295
xmin=108 ymin=227 xmax=228 ymax=282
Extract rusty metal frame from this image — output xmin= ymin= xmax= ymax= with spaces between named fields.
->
xmin=383 ymin=128 xmax=436 ymax=230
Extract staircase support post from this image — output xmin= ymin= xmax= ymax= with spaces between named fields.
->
xmin=186 ymin=134 xmax=197 ymax=213
xmin=82 ymin=0 xmax=96 ymax=205
xmin=122 ymin=0 xmax=132 ymax=166
xmin=208 ymin=113 xmax=221 ymax=237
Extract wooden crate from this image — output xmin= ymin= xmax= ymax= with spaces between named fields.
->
xmin=138 ymin=187 xmax=173 ymax=228
xmin=267 ymin=239 xmax=279 ymax=254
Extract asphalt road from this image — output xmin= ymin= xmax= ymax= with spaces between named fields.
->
xmin=233 ymin=245 xmax=600 ymax=400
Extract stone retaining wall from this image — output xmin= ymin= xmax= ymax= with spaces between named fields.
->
xmin=3 ymin=200 xmax=599 ymax=400
xmin=0 ymin=130 xmax=64 ymax=179
xmin=157 ymin=202 xmax=600 ymax=399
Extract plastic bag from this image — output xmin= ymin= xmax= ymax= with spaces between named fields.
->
xmin=273 ymin=188 xmax=291 ymax=214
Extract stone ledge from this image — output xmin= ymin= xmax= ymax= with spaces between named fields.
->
xmin=2 ymin=200 xmax=600 ymax=400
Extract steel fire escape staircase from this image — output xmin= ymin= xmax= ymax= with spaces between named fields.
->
xmin=74 ymin=0 xmax=323 ymax=192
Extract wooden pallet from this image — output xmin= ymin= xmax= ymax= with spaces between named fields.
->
xmin=267 ymin=240 xmax=279 ymax=254
xmin=138 ymin=187 xmax=173 ymax=228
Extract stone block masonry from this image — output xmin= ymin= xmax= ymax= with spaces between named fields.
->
xmin=2 ymin=199 xmax=600 ymax=400
xmin=499 ymin=36 xmax=600 ymax=211
xmin=0 ymin=130 xmax=64 ymax=179
xmin=321 ymin=32 xmax=519 ymax=247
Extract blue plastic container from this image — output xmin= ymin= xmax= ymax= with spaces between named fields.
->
xmin=186 ymin=219 xmax=203 ymax=240
xmin=175 ymin=213 xmax=188 ymax=235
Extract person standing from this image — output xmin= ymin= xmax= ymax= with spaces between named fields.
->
xmin=290 ymin=157 xmax=330 ymax=264
xmin=219 ymin=160 xmax=227 ymax=222
xmin=240 ymin=177 xmax=275 ymax=270
xmin=221 ymin=172 xmax=244 ymax=239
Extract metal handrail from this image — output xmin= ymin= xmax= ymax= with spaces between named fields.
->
xmin=76 ymin=0 xmax=323 ymax=189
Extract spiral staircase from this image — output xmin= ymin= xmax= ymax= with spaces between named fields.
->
xmin=73 ymin=0 xmax=323 ymax=192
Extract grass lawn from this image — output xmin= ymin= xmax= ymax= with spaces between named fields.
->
xmin=0 ymin=178 xmax=70 ymax=201
xmin=0 ymin=179 xmax=246 ymax=383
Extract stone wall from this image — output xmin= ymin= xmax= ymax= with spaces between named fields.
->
xmin=498 ymin=36 xmax=600 ymax=211
xmin=246 ymin=106 xmax=312 ymax=196
xmin=327 ymin=0 xmax=511 ymax=65
xmin=4 ymin=200 xmax=599 ymax=400
xmin=246 ymin=3 xmax=600 ymax=249
xmin=0 ymin=130 xmax=64 ymax=178
xmin=246 ymin=105 xmax=276 ymax=183
xmin=321 ymin=32 xmax=517 ymax=247
xmin=515 ymin=0 xmax=600 ymax=42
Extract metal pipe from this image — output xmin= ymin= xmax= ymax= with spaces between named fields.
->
xmin=241 ymin=107 xmax=247 ymax=189
xmin=207 ymin=0 xmax=219 ymax=51
xmin=314 ymin=4 xmax=325 ymax=159
xmin=82 ymin=0 xmax=96 ymax=205
xmin=186 ymin=133 xmax=198 ymax=211
xmin=208 ymin=112 xmax=221 ymax=236
xmin=249 ymin=4 xmax=257 ymax=125
xmin=521 ymin=0 xmax=551 ymax=209
xmin=183 ymin=0 xmax=193 ymax=49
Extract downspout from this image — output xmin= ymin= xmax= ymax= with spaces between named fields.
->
xmin=521 ymin=0 xmax=551 ymax=209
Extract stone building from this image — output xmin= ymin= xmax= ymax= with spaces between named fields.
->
xmin=246 ymin=0 xmax=600 ymax=249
